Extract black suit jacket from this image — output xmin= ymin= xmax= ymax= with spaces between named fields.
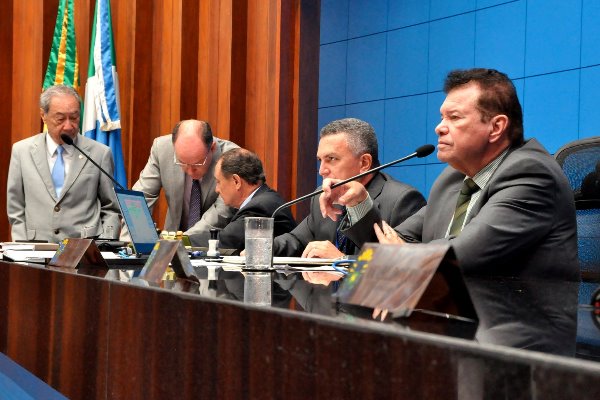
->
xmin=215 ymin=184 xmax=296 ymax=252
xmin=273 ymin=172 xmax=426 ymax=256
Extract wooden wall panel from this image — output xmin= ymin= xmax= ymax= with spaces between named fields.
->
xmin=1 ymin=0 xmax=320 ymax=241
xmin=0 ymin=1 xmax=13 ymax=248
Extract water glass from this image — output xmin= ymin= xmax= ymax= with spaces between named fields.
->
xmin=244 ymin=217 xmax=274 ymax=270
xmin=243 ymin=272 xmax=272 ymax=306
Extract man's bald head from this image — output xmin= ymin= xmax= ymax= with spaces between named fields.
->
xmin=172 ymin=119 xmax=213 ymax=147
xmin=172 ymin=120 xmax=216 ymax=180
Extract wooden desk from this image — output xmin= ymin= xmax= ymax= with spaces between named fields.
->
xmin=1 ymin=261 xmax=600 ymax=399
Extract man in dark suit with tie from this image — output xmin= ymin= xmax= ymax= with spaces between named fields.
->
xmin=201 ymin=148 xmax=296 ymax=252
xmin=272 ymin=118 xmax=426 ymax=258
xmin=7 ymin=85 xmax=120 ymax=242
xmin=320 ymin=69 xmax=579 ymax=280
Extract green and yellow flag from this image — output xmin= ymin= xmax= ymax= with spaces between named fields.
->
xmin=43 ymin=0 xmax=79 ymax=90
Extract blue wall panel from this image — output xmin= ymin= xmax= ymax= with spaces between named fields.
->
xmin=386 ymin=24 xmax=429 ymax=97
xmin=319 ymin=42 xmax=348 ymax=107
xmin=525 ymin=0 xmax=581 ymax=76
xmin=345 ymin=101 xmax=386 ymax=147
xmin=388 ymin=0 xmax=430 ymax=29
xmin=348 ymin=0 xmax=388 ymax=38
xmin=524 ymin=70 xmax=580 ymax=153
xmin=475 ymin=1 xmax=526 ymax=79
xmin=320 ymin=0 xmax=349 ymax=44
xmin=476 ymin=0 xmax=515 ymax=8
xmin=319 ymin=0 xmax=597 ymax=201
xmin=428 ymin=13 xmax=475 ymax=91
xmin=346 ymin=34 xmax=387 ymax=103
xmin=579 ymin=66 xmax=600 ymax=138
xmin=581 ymin=0 xmax=600 ymax=67
xmin=318 ymin=106 xmax=347 ymax=132
xmin=384 ymin=95 xmax=428 ymax=165
xmin=429 ymin=0 xmax=476 ymax=20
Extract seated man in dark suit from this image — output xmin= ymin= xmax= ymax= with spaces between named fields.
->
xmin=319 ymin=68 xmax=579 ymax=280
xmin=273 ymin=118 xmax=426 ymax=258
xmin=201 ymin=148 xmax=296 ymax=252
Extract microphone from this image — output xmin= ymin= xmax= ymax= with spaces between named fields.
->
xmin=271 ymin=144 xmax=435 ymax=217
xmin=60 ymin=133 xmax=127 ymax=190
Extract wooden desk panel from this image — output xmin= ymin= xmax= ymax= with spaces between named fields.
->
xmin=1 ymin=262 xmax=109 ymax=399
xmin=1 ymin=261 xmax=600 ymax=399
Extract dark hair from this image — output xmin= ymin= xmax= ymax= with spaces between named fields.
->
xmin=320 ymin=118 xmax=380 ymax=167
xmin=219 ymin=148 xmax=266 ymax=185
xmin=444 ymin=68 xmax=524 ymax=146
xmin=40 ymin=85 xmax=81 ymax=113
xmin=171 ymin=120 xmax=214 ymax=146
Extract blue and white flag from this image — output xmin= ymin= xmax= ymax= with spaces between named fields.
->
xmin=82 ymin=0 xmax=127 ymax=188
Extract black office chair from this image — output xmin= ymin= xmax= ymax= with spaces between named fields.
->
xmin=555 ymin=136 xmax=600 ymax=279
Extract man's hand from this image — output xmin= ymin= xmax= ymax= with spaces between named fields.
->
xmin=374 ymin=221 xmax=405 ymax=245
xmin=319 ymin=178 xmax=368 ymax=221
xmin=301 ymin=271 xmax=344 ymax=286
xmin=301 ymin=240 xmax=344 ymax=259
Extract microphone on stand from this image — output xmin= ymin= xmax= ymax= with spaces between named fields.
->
xmin=271 ymin=144 xmax=435 ymax=218
xmin=60 ymin=133 xmax=126 ymax=191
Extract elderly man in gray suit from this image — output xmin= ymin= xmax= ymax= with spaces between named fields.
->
xmin=7 ymin=85 xmax=120 ymax=242
xmin=320 ymin=68 xmax=579 ymax=280
xmin=130 ymin=119 xmax=239 ymax=246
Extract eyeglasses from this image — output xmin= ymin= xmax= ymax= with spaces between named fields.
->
xmin=173 ymin=153 xmax=209 ymax=168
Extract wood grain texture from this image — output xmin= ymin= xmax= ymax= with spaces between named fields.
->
xmin=1 ymin=0 xmax=319 ymax=240
xmin=2 ymin=261 xmax=600 ymax=399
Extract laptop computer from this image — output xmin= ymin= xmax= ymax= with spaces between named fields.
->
xmin=111 ymin=188 xmax=160 ymax=265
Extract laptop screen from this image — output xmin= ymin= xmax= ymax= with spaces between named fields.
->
xmin=114 ymin=188 xmax=159 ymax=255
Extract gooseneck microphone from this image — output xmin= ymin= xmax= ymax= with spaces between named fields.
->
xmin=271 ymin=144 xmax=435 ymax=218
xmin=60 ymin=133 xmax=127 ymax=190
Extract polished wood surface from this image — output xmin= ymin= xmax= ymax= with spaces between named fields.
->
xmin=2 ymin=261 xmax=600 ymax=399
xmin=0 ymin=0 xmax=320 ymax=240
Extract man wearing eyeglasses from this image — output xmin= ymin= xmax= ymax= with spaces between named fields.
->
xmin=7 ymin=85 xmax=120 ymax=242
xmin=131 ymin=119 xmax=239 ymax=245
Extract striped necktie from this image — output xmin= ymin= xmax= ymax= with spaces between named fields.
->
xmin=448 ymin=178 xmax=479 ymax=236
xmin=335 ymin=207 xmax=354 ymax=253
xmin=188 ymin=179 xmax=202 ymax=229
xmin=52 ymin=145 xmax=65 ymax=197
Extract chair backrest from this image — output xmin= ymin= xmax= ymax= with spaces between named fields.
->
xmin=555 ymin=137 xmax=600 ymax=277
xmin=555 ymin=136 xmax=600 ymax=196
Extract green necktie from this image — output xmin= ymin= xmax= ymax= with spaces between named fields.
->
xmin=448 ymin=178 xmax=479 ymax=236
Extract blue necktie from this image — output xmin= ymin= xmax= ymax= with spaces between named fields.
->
xmin=52 ymin=145 xmax=65 ymax=197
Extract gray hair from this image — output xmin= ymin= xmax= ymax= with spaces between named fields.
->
xmin=319 ymin=118 xmax=380 ymax=167
xmin=39 ymin=85 xmax=81 ymax=113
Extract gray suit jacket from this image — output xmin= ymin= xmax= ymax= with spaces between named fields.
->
xmin=273 ymin=172 xmax=426 ymax=256
xmin=131 ymin=134 xmax=239 ymax=245
xmin=345 ymin=139 xmax=579 ymax=280
xmin=7 ymin=133 xmax=120 ymax=242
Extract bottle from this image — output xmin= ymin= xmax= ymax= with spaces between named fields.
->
xmin=207 ymin=228 xmax=220 ymax=257
xmin=176 ymin=230 xmax=183 ymax=241
xmin=160 ymin=230 xmax=168 ymax=239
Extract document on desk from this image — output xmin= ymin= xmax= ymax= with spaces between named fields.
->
xmin=0 ymin=242 xmax=59 ymax=251
xmin=2 ymin=250 xmax=58 ymax=263
xmin=221 ymin=256 xmax=338 ymax=266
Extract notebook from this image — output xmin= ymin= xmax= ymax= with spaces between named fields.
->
xmin=114 ymin=188 xmax=159 ymax=258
